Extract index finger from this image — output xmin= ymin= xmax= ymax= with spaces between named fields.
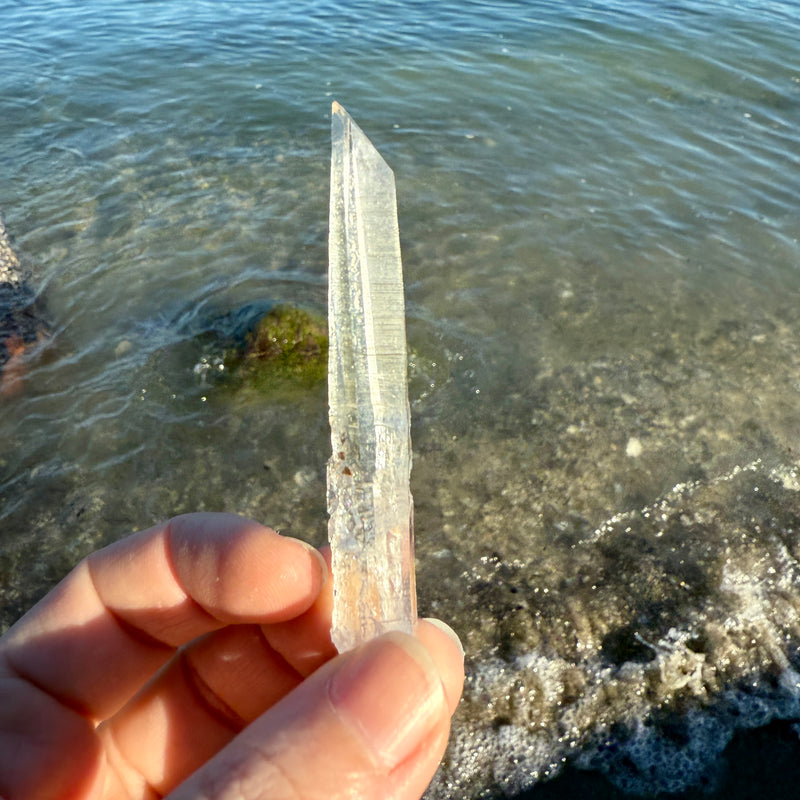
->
xmin=0 ymin=513 xmax=326 ymax=721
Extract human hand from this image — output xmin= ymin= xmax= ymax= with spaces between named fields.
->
xmin=0 ymin=513 xmax=465 ymax=799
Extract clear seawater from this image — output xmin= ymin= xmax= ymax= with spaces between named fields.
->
xmin=3 ymin=1 xmax=800 ymax=797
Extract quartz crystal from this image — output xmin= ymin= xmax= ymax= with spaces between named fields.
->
xmin=327 ymin=102 xmax=417 ymax=653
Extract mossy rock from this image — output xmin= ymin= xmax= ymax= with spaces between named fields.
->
xmin=237 ymin=305 xmax=328 ymax=397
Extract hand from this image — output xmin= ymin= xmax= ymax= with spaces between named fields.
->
xmin=0 ymin=513 xmax=465 ymax=799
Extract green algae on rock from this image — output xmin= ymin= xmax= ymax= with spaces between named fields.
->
xmin=238 ymin=305 xmax=328 ymax=396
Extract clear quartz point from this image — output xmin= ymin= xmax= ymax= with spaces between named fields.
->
xmin=327 ymin=102 xmax=417 ymax=653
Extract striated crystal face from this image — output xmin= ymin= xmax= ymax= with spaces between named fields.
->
xmin=327 ymin=102 xmax=416 ymax=653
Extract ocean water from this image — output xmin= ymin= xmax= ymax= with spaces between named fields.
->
xmin=2 ymin=1 xmax=800 ymax=796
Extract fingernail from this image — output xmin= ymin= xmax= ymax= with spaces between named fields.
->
xmin=328 ymin=632 xmax=444 ymax=768
xmin=286 ymin=538 xmax=329 ymax=586
xmin=422 ymin=617 xmax=465 ymax=659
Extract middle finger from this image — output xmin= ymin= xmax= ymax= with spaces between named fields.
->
xmin=100 ymin=624 xmax=303 ymax=796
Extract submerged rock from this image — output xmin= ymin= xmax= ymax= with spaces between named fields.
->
xmin=131 ymin=302 xmax=329 ymax=406
xmin=0 ymin=212 xmax=49 ymax=397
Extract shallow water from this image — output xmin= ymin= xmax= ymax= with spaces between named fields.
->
xmin=3 ymin=1 xmax=800 ymax=796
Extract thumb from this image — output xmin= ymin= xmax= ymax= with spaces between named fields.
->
xmin=167 ymin=621 xmax=464 ymax=800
